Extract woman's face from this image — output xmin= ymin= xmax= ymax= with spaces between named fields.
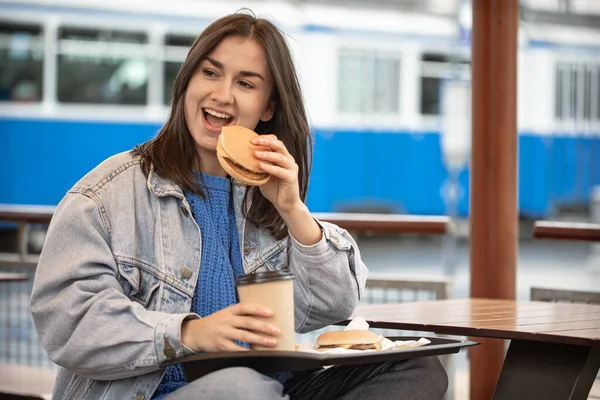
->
xmin=184 ymin=35 xmax=275 ymax=169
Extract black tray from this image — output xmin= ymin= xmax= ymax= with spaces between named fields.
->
xmin=174 ymin=336 xmax=479 ymax=382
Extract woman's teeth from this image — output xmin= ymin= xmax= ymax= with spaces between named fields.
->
xmin=203 ymin=108 xmax=232 ymax=127
xmin=204 ymin=108 xmax=231 ymax=119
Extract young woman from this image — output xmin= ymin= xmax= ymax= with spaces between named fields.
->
xmin=30 ymin=11 xmax=448 ymax=400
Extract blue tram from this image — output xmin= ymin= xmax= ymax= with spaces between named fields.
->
xmin=1 ymin=0 xmax=599 ymax=217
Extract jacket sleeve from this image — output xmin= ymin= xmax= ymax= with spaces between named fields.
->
xmin=288 ymin=219 xmax=369 ymax=333
xmin=29 ymin=193 xmax=198 ymax=381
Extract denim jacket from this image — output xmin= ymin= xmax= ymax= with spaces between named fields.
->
xmin=30 ymin=151 xmax=368 ymax=400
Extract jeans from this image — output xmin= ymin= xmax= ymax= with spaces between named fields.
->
xmin=165 ymin=356 xmax=448 ymax=400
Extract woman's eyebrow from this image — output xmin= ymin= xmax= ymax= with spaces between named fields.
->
xmin=206 ymin=57 xmax=265 ymax=81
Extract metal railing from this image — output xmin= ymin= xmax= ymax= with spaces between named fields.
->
xmin=0 ymin=265 xmax=54 ymax=369
xmin=530 ymin=287 xmax=600 ymax=305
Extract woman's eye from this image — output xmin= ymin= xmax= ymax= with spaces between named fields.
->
xmin=238 ymin=80 xmax=254 ymax=89
xmin=203 ymin=69 xmax=217 ymax=77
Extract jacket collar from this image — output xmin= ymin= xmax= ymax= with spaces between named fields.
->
xmin=146 ymin=165 xmax=185 ymax=200
xmin=146 ymin=166 xmax=250 ymax=201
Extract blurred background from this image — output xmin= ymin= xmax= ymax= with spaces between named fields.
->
xmin=2 ymin=0 xmax=599 ymax=296
xmin=0 ymin=0 xmax=599 ymax=398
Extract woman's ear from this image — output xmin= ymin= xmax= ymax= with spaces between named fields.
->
xmin=260 ymin=100 xmax=276 ymax=122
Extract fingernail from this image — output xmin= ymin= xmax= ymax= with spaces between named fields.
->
xmin=272 ymin=327 xmax=281 ymax=335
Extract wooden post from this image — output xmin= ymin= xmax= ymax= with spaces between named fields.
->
xmin=469 ymin=0 xmax=519 ymax=399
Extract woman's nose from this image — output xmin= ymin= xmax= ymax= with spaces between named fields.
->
xmin=211 ymin=81 xmax=234 ymax=104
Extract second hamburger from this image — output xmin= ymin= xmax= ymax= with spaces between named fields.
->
xmin=216 ymin=125 xmax=271 ymax=186
xmin=316 ymin=329 xmax=383 ymax=351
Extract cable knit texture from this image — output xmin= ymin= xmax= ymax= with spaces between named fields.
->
xmin=152 ymin=173 xmax=245 ymax=399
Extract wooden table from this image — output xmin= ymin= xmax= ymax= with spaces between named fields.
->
xmin=533 ymin=221 xmax=600 ymax=242
xmin=345 ymin=298 xmax=600 ymax=400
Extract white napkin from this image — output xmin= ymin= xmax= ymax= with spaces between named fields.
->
xmin=344 ymin=316 xmax=370 ymax=331
xmin=381 ymin=337 xmax=431 ymax=350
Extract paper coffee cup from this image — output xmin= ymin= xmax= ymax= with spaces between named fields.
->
xmin=236 ymin=270 xmax=295 ymax=351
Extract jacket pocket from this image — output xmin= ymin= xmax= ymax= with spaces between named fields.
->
xmin=250 ymin=243 xmax=288 ymax=273
xmin=117 ymin=263 xmax=161 ymax=308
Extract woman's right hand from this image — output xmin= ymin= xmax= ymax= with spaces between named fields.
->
xmin=181 ymin=303 xmax=281 ymax=352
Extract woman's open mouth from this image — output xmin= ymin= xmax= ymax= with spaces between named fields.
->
xmin=203 ymin=108 xmax=233 ymax=129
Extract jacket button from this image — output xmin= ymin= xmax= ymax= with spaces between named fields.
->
xmin=164 ymin=337 xmax=176 ymax=359
xmin=181 ymin=206 xmax=189 ymax=217
xmin=164 ymin=346 xmax=175 ymax=359
xmin=135 ymin=393 xmax=145 ymax=400
xmin=181 ymin=267 xmax=193 ymax=279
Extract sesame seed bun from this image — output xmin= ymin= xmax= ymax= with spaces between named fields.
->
xmin=216 ymin=126 xmax=270 ymax=186
xmin=316 ymin=330 xmax=382 ymax=350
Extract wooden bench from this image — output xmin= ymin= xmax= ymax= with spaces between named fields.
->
xmin=532 ymin=220 xmax=600 ymax=242
xmin=0 ymin=363 xmax=55 ymax=400
xmin=532 ymin=220 xmax=600 ymax=273
xmin=0 ymin=204 xmax=55 ymax=267
xmin=0 ymin=273 xmax=28 ymax=283
xmin=0 ymin=206 xmax=451 ymax=267
xmin=0 ymin=206 xmax=451 ymax=236
xmin=313 ymin=212 xmax=451 ymax=235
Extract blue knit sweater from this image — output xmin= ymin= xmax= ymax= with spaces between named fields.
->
xmin=152 ymin=173 xmax=245 ymax=399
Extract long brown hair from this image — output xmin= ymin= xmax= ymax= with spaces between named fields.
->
xmin=133 ymin=11 xmax=312 ymax=240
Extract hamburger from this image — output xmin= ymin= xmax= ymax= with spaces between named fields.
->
xmin=216 ymin=125 xmax=271 ymax=186
xmin=316 ymin=330 xmax=382 ymax=351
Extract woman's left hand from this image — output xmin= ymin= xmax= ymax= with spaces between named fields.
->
xmin=251 ymin=135 xmax=302 ymax=214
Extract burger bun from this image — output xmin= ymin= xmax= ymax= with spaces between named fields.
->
xmin=216 ymin=125 xmax=271 ymax=186
xmin=317 ymin=330 xmax=381 ymax=346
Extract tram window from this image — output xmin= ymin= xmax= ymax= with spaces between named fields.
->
xmin=0 ymin=21 xmax=43 ymax=102
xmin=584 ymin=66 xmax=591 ymax=121
xmin=421 ymin=77 xmax=440 ymax=115
xmin=594 ymin=65 xmax=600 ymax=123
xmin=554 ymin=62 xmax=600 ymax=122
xmin=164 ymin=34 xmax=195 ymax=105
xmin=420 ymin=53 xmax=470 ymax=115
xmin=337 ymin=49 xmax=400 ymax=114
xmin=597 ymin=66 xmax=600 ymax=122
xmin=57 ymin=27 xmax=149 ymax=105
xmin=555 ymin=66 xmax=564 ymax=119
